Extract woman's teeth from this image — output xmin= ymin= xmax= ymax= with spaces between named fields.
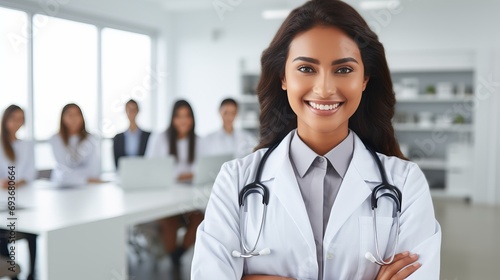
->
xmin=308 ymin=101 xmax=341 ymax=111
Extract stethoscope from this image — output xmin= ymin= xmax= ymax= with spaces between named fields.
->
xmin=231 ymin=139 xmax=402 ymax=267
xmin=231 ymin=141 xmax=278 ymax=258
xmin=363 ymin=145 xmax=402 ymax=266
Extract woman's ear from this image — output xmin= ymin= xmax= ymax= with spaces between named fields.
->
xmin=281 ymin=76 xmax=287 ymax=91
xmin=362 ymin=76 xmax=370 ymax=91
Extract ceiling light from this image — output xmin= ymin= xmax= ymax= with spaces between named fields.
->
xmin=262 ymin=9 xmax=290 ymax=20
xmin=359 ymin=0 xmax=401 ymax=10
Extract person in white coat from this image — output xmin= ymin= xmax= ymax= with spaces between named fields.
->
xmin=0 ymin=105 xmax=37 ymax=280
xmin=49 ymin=103 xmax=101 ymax=186
xmin=191 ymin=1 xmax=441 ymax=279
xmin=201 ymin=98 xmax=256 ymax=159
xmin=0 ymin=105 xmax=36 ymax=187
xmin=145 ymin=100 xmax=204 ymax=279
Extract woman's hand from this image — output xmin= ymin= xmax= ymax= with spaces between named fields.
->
xmin=88 ymin=178 xmax=106 ymax=184
xmin=15 ymin=179 xmax=26 ymax=187
xmin=1 ymin=179 xmax=8 ymax=189
xmin=242 ymin=276 xmax=295 ymax=280
xmin=375 ymin=251 xmax=421 ymax=280
xmin=177 ymin=172 xmax=193 ymax=182
xmin=1 ymin=179 xmax=26 ymax=189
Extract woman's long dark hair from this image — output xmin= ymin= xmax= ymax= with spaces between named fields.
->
xmin=167 ymin=100 xmax=196 ymax=163
xmin=59 ymin=103 xmax=88 ymax=146
xmin=1 ymin=105 xmax=23 ymax=162
xmin=256 ymin=0 xmax=405 ymax=159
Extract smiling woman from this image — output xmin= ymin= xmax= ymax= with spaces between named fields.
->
xmin=281 ymin=26 xmax=369 ymax=155
xmin=191 ymin=1 xmax=441 ymax=279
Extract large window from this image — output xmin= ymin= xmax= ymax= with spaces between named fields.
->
xmin=0 ymin=7 xmax=28 ymax=138
xmin=0 ymin=5 xmax=154 ymax=172
xmin=33 ymin=15 xmax=98 ymax=140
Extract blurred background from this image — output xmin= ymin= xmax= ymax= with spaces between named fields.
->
xmin=1 ymin=0 xmax=499 ymax=279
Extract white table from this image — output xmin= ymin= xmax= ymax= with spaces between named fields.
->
xmin=0 ymin=180 xmax=212 ymax=280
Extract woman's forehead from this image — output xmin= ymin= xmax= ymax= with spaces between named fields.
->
xmin=288 ymin=26 xmax=361 ymax=61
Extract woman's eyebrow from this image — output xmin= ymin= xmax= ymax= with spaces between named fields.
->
xmin=332 ymin=57 xmax=358 ymax=65
xmin=292 ymin=56 xmax=359 ymax=65
xmin=292 ymin=56 xmax=320 ymax=64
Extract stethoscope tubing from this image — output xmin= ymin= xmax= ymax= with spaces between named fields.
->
xmin=233 ymin=139 xmax=403 ymax=265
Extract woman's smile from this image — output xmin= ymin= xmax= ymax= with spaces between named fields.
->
xmin=305 ymin=100 xmax=345 ymax=115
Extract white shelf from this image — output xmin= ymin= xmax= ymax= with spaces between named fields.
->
xmin=239 ymin=95 xmax=259 ymax=103
xmin=396 ymin=95 xmax=474 ymax=103
xmin=394 ymin=123 xmax=473 ymax=132
xmin=413 ymin=158 xmax=447 ymax=170
xmin=241 ymin=120 xmax=259 ymax=129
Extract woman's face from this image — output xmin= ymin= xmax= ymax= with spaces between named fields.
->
xmin=220 ymin=103 xmax=237 ymax=127
xmin=173 ymin=106 xmax=194 ymax=137
xmin=7 ymin=110 xmax=25 ymax=135
xmin=62 ymin=106 xmax=84 ymax=134
xmin=282 ymin=26 xmax=369 ymax=138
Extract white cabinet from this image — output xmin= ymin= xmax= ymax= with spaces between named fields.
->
xmin=392 ymin=69 xmax=475 ymax=200
xmin=446 ymin=143 xmax=474 ymax=199
xmin=238 ymin=73 xmax=260 ymax=136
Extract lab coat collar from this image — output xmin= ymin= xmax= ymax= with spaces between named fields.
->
xmin=259 ymin=129 xmax=383 ymax=245
xmin=260 ymin=129 xmax=380 ymax=183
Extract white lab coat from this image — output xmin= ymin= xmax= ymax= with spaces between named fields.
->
xmin=49 ymin=134 xmax=100 ymax=186
xmin=200 ymin=128 xmax=257 ymax=159
xmin=192 ymin=130 xmax=441 ymax=280
xmin=0 ymin=140 xmax=36 ymax=182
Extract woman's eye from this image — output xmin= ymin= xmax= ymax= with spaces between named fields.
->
xmin=298 ymin=66 xmax=314 ymax=73
xmin=336 ymin=67 xmax=353 ymax=74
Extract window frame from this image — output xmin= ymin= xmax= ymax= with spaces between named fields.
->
xmin=0 ymin=0 xmax=158 ymax=172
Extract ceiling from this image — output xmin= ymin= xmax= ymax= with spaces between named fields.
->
xmin=143 ymin=0 xmax=493 ymax=13
xmin=146 ymin=0 xmax=311 ymax=12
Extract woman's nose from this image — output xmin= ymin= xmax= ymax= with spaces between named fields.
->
xmin=313 ymin=73 xmax=335 ymax=98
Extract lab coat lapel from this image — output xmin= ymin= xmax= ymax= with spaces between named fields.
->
xmin=323 ymin=134 xmax=375 ymax=243
xmin=261 ymin=131 xmax=316 ymax=255
xmin=271 ymin=155 xmax=316 ymax=254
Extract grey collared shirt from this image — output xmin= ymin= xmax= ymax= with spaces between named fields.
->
xmin=289 ymin=130 xmax=354 ymax=280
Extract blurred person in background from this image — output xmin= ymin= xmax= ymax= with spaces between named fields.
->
xmin=49 ymin=103 xmax=101 ymax=186
xmin=201 ymin=98 xmax=256 ymax=159
xmin=0 ymin=105 xmax=37 ymax=280
xmin=146 ymin=100 xmax=204 ymax=279
xmin=113 ymin=99 xmax=151 ymax=168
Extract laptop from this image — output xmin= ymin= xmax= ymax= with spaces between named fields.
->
xmin=192 ymin=154 xmax=233 ymax=186
xmin=118 ymin=156 xmax=175 ymax=190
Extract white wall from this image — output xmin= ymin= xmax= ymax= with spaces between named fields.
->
xmin=170 ymin=7 xmax=283 ymax=136
xmin=494 ymin=43 xmax=500 ymax=204
xmin=169 ymin=0 xmax=500 ymax=204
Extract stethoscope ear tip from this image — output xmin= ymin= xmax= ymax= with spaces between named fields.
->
xmin=365 ymin=252 xmax=378 ymax=264
xmin=232 ymin=250 xmax=242 ymax=258
xmin=259 ymin=248 xmax=271 ymax=255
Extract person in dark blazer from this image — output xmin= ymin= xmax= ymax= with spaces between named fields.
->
xmin=113 ymin=99 xmax=151 ymax=168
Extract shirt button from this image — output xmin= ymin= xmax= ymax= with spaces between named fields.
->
xmin=317 ymin=157 xmax=325 ymax=163
xmin=327 ymin=252 xmax=333 ymax=260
